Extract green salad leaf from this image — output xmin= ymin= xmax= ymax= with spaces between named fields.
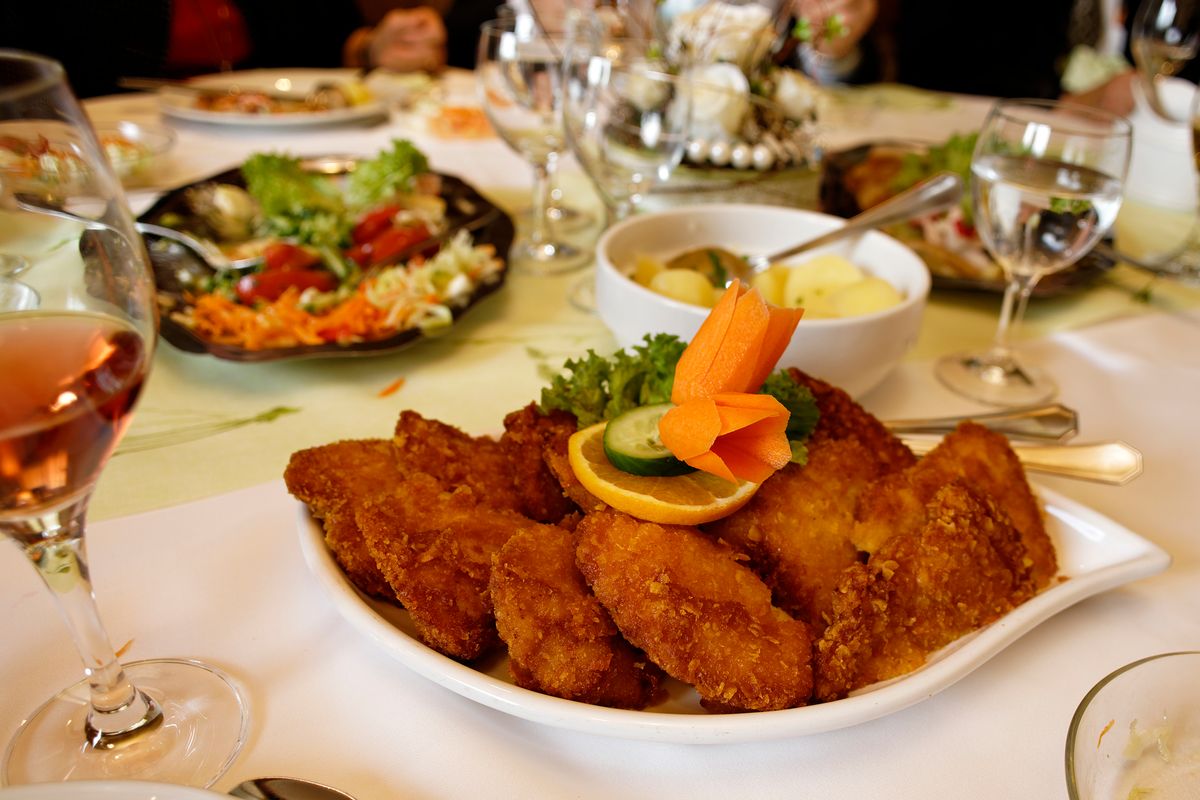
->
xmin=540 ymin=334 xmax=686 ymax=427
xmin=761 ymin=370 xmax=819 ymax=465
xmin=346 ymin=139 xmax=430 ymax=208
xmin=891 ymin=132 xmax=977 ymax=223
xmin=241 ymin=153 xmax=348 ymax=248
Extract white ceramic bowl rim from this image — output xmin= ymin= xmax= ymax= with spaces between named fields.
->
xmin=596 ymin=203 xmax=931 ymax=325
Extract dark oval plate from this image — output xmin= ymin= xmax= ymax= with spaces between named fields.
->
xmin=818 ymin=141 xmax=1115 ymax=297
xmin=139 ymin=163 xmax=513 ymax=363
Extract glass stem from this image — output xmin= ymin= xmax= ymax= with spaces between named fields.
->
xmin=984 ymin=271 xmax=1041 ymax=370
xmin=528 ymin=156 xmax=556 ymax=249
xmin=7 ymin=496 xmax=161 ymax=747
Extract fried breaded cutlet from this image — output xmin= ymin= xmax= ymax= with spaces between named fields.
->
xmin=393 ymin=410 xmax=523 ymax=512
xmin=499 ymin=404 xmax=579 ymax=523
xmin=706 ymin=437 xmax=888 ymax=630
xmin=575 ymin=510 xmax=813 ymax=712
xmin=705 ymin=370 xmax=915 ymax=631
xmin=543 ymin=437 xmax=607 ymax=513
xmin=815 ymin=481 xmax=1036 ymax=701
xmin=284 ymin=439 xmax=405 ymax=600
xmin=787 ymin=368 xmax=917 ymax=473
xmin=490 ymin=526 xmax=664 ymax=708
xmin=853 ymin=421 xmax=1057 ymax=588
xmin=356 ymin=472 xmax=544 ymax=661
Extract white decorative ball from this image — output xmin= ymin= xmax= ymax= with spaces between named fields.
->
xmin=708 ymin=140 xmax=732 ymax=166
xmin=752 ymin=143 xmax=775 ymax=170
xmin=730 ymin=142 xmax=753 ymax=169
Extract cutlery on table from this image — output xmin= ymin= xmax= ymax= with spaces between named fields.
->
xmin=229 ymin=776 xmax=356 ymax=800
xmin=899 ymin=436 xmax=1143 ymax=485
xmin=884 ymin=403 xmax=1078 ymax=441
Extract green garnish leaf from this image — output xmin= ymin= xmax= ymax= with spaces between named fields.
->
xmin=891 ymin=132 xmax=978 ymax=223
xmin=539 ymin=334 xmax=686 ymax=427
xmin=706 ymin=249 xmax=729 ymax=288
xmin=761 ymin=370 xmax=820 ymax=442
xmin=345 ymin=139 xmax=430 ymax=208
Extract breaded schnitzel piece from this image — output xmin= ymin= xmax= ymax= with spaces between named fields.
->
xmin=356 ymin=472 xmax=542 ymax=661
xmin=284 ymin=438 xmax=403 ymax=600
xmin=854 ymin=421 xmax=1056 ymax=587
xmin=575 ymin=510 xmax=813 ymax=712
xmin=706 ymin=436 xmax=889 ymax=630
xmin=490 ymin=526 xmax=664 ymax=708
xmin=815 ymin=482 xmax=1036 ymax=700
xmin=787 ymin=368 xmax=917 ymax=473
xmin=500 ymin=404 xmax=579 ymax=523
xmin=393 ymin=410 xmax=522 ymax=512
xmin=543 ymin=435 xmax=607 ymax=513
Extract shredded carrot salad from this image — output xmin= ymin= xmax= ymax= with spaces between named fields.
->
xmin=171 ymin=232 xmax=502 ymax=350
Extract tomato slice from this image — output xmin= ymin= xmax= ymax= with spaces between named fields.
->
xmin=352 ymin=204 xmax=402 ymax=245
xmin=236 ymin=269 xmax=337 ymax=305
xmin=366 ymin=223 xmax=431 ymax=267
xmin=262 ymin=242 xmax=321 ymax=272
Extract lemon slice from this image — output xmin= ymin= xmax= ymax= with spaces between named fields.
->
xmin=568 ymin=422 xmax=760 ymax=525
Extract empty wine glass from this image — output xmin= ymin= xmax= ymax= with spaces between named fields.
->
xmin=935 ymin=99 xmax=1132 ymax=406
xmin=1131 ymin=0 xmax=1199 ymax=120
xmin=561 ymin=29 xmax=694 ymax=307
xmin=477 ymin=17 xmax=588 ymax=275
xmin=0 ymin=51 xmax=247 ymax=786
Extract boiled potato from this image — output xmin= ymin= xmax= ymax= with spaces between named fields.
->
xmin=783 ymin=254 xmax=864 ymax=308
xmin=826 ymin=276 xmax=904 ymax=316
xmin=634 ymin=254 xmax=667 ymax=286
xmin=751 ymin=264 xmax=789 ymax=306
xmin=649 ymin=268 xmax=720 ymax=307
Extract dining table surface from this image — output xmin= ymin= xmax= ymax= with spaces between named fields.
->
xmin=2 ymin=68 xmax=1199 ymax=799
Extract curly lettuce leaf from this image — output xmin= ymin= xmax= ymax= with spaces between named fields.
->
xmin=761 ymin=370 xmax=820 ymax=465
xmin=540 ymin=333 xmax=686 ymax=427
xmin=345 ymin=139 xmax=430 ymax=208
xmin=241 ymin=153 xmax=348 ymax=248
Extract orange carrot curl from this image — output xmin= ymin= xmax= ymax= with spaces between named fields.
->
xmin=658 ymin=280 xmax=803 ymax=484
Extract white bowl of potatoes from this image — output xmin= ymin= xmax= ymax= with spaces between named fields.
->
xmin=594 ymin=204 xmax=930 ymax=398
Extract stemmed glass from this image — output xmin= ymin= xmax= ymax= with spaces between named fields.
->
xmin=0 ymin=52 xmax=247 ymax=786
xmin=561 ymin=28 xmax=694 ymax=308
xmin=477 ymin=17 xmax=588 ymax=275
xmin=935 ymin=99 xmax=1132 ymax=406
xmin=1131 ymin=0 xmax=1198 ymax=120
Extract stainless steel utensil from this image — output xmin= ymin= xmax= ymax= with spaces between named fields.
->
xmin=229 ymin=777 xmax=356 ymax=800
xmin=884 ymin=403 xmax=1078 ymax=442
xmin=900 ymin=436 xmax=1143 ymax=485
xmin=665 ymin=171 xmax=964 ymax=284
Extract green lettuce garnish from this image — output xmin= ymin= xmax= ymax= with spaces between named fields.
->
xmin=540 ymin=334 xmax=819 ymax=461
xmin=346 ymin=139 xmax=430 ymax=208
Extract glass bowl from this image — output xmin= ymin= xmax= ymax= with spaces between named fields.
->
xmin=1066 ymin=651 xmax=1200 ymax=799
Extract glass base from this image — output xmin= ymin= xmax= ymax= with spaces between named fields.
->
xmin=568 ymin=270 xmax=596 ymax=313
xmin=3 ymin=659 xmax=248 ymax=788
xmin=935 ymin=350 xmax=1058 ymax=406
xmin=511 ymin=238 xmax=589 ymax=276
xmin=518 ymin=203 xmax=595 ymax=233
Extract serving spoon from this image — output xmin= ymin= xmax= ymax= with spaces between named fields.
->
xmin=229 ymin=776 xmax=356 ymax=800
xmin=664 ymin=171 xmax=964 ymax=284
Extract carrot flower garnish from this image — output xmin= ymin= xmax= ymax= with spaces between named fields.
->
xmin=658 ymin=280 xmax=804 ymax=483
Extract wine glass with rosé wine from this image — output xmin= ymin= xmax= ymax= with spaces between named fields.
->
xmin=0 ymin=51 xmax=247 ymax=787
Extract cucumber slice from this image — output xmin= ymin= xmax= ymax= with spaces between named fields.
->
xmin=603 ymin=404 xmax=696 ymax=477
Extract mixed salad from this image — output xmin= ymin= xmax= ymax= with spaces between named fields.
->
xmin=154 ymin=139 xmax=505 ymax=351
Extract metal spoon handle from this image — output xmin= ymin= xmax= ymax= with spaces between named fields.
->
xmin=885 ymin=403 xmax=1079 ymax=442
xmin=901 ymin=437 xmax=1143 ymax=485
xmin=763 ymin=171 xmax=964 ymax=263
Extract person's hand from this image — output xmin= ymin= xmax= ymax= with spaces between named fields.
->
xmin=793 ymin=0 xmax=876 ymax=60
xmin=369 ymin=7 xmax=447 ymax=73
